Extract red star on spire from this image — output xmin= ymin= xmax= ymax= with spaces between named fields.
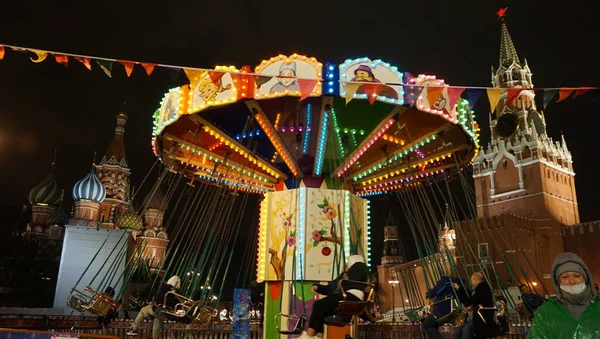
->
xmin=496 ymin=7 xmax=508 ymax=20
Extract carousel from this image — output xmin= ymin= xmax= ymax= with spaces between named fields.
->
xmin=145 ymin=53 xmax=480 ymax=339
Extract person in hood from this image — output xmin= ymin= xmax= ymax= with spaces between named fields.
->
xmin=422 ymin=275 xmax=466 ymax=339
xmin=298 ymin=254 xmax=368 ymax=339
xmin=528 ymin=252 xmax=600 ymax=338
xmin=453 ymin=272 xmax=495 ymax=339
xmin=127 ymin=275 xmax=181 ymax=339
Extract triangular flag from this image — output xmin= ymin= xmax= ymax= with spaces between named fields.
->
xmin=184 ymin=69 xmax=204 ymax=87
xmin=363 ymin=83 xmax=383 ymax=105
xmin=573 ymin=88 xmax=591 ymax=99
xmin=466 ymin=88 xmax=484 ymax=109
xmin=297 ymin=79 xmax=318 ymax=101
xmin=506 ymin=88 xmax=524 ymax=104
xmin=543 ymin=89 xmax=558 ymax=109
xmin=344 ymin=82 xmax=361 ymax=104
xmin=426 ymin=86 xmax=444 ymax=108
xmin=254 ymin=75 xmax=272 ymax=88
xmin=557 ymin=88 xmax=574 ymax=102
xmin=446 ymin=87 xmax=465 ymax=110
xmin=140 ymin=63 xmax=156 ymax=76
xmin=404 ymin=85 xmax=424 ymax=107
xmin=75 ymin=57 xmax=92 ymax=70
xmin=53 ymin=54 xmax=69 ymax=66
xmin=30 ymin=50 xmax=48 ymax=63
xmin=96 ymin=60 xmax=113 ymax=77
xmin=0 ymin=46 xmax=4 ymax=60
xmin=118 ymin=60 xmax=135 ymax=77
xmin=486 ymin=88 xmax=503 ymax=113
xmin=167 ymin=67 xmax=181 ymax=82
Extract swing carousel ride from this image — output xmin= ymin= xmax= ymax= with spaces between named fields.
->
xmin=143 ymin=53 xmax=481 ymax=336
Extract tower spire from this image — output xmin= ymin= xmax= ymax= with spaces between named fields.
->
xmin=499 ymin=16 xmax=520 ymax=67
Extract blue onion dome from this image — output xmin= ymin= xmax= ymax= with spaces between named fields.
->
xmin=147 ymin=187 xmax=166 ymax=210
xmin=28 ymin=169 xmax=62 ymax=205
xmin=117 ymin=205 xmax=143 ymax=230
xmin=48 ymin=204 xmax=69 ymax=225
xmin=72 ymin=168 xmax=107 ymax=203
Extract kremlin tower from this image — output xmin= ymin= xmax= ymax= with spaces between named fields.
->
xmin=96 ymin=112 xmax=131 ymax=227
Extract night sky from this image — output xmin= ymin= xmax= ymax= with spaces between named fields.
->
xmin=0 ymin=1 xmax=599 ymax=267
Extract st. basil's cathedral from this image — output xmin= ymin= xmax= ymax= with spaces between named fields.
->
xmin=2 ymin=112 xmax=169 ymax=308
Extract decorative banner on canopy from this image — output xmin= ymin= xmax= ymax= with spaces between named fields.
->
xmin=254 ymin=54 xmax=322 ymax=99
xmin=186 ymin=66 xmax=238 ymax=114
xmin=339 ymin=58 xmax=404 ymax=105
xmin=415 ymin=75 xmax=458 ymax=122
xmin=153 ymin=86 xmax=186 ymax=136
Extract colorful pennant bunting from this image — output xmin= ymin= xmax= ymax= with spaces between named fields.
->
xmin=446 ymin=87 xmax=465 ymax=110
xmin=30 ymin=50 xmax=48 ymax=63
xmin=53 ymin=54 xmax=69 ymax=66
xmin=119 ymin=60 xmax=135 ymax=77
xmin=363 ymin=83 xmax=383 ymax=105
xmin=96 ymin=60 xmax=113 ymax=77
xmin=557 ymin=88 xmax=574 ymax=102
xmin=542 ymin=89 xmax=558 ymax=109
xmin=426 ymin=86 xmax=445 ymax=108
xmin=140 ymin=63 xmax=156 ymax=76
xmin=467 ymin=88 xmax=484 ymax=109
xmin=344 ymin=83 xmax=361 ymax=104
xmin=404 ymin=85 xmax=424 ymax=107
xmin=573 ymin=88 xmax=590 ymax=99
xmin=297 ymin=79 xmax=318 ymax=101
xmin=75 ymin=57 xmax=92 ymax=70
xmin=0 ymin=46 xmax=4 ymax=60
xmin=486 ymin=88 xmax=503 ymax=113
xmin=506 ymin=88 xmax=523 ymax=104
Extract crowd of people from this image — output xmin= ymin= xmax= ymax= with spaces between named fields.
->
xmin=420 ymin=252 xmax=600 ymax=338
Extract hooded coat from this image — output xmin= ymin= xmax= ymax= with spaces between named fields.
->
xmin=528 ymin=252 xmax=600 ymax=338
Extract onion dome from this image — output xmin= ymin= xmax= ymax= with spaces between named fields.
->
xmin=147 ymin=187 xmax=166 ymax=210
xmin=48 ymin=205 xmax=69 ymax=225
xmin=72 ymin=168 xmax=107 ymax=203
xmin=117 ymin=206 xmax=143 ymax=230
xmin=28 ymin=170 xmax=62 ymax=205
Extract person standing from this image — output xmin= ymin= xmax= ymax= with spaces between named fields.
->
xmin=528 ymin=252 xmax=600 ymax=338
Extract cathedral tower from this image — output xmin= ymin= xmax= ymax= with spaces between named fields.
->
xmin=96 ymin=112 xmax=131 ymax=227
xmin=472 ymin=17 xmax=579 ymax=226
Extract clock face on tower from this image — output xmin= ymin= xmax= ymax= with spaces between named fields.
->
xmin=495 ymin=113 xmax=519 ymax=138
xmin=528 ymin=110 xmax=546 ymax=135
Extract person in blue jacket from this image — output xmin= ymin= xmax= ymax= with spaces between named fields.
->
xmin=422 ymin=275 xmax=466 ymax=339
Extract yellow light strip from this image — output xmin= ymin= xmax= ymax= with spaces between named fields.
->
xmin=357 ymin=163 xmax=456 ymax=191
xmin=247 ymin=101 xmax=302 ymax=177
xmin=360 ymin=146 xmax=465 ymax=185
xmin=164 ymin=134 xmax=278 ymax=184
xmin=257 ymin=193 xmax=270 ymax=282
xmin=188 ymin=115 xmax=288 ymax=180
xmin=332 ymin=106 xmax=404 ymax=178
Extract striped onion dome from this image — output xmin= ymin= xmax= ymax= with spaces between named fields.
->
xmin=28 ymin=170 xmax=62 ymax=205
xmin=72 ymin=168 xmax=106 ymax=203
xmin=117 ymin=205 xmax=143 ymax=230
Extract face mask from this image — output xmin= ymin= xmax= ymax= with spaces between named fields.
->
xmin=560 ymin=283 xmax=586 ymax=295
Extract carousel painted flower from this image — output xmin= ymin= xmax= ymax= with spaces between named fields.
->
xmin=312 ymin=229 xmax=323 ymax=242
xmin=317 ymin=198 xmax=337 ymax=220
xmin=287 ymin=235 xmax=296 ymax=247
xmin=282 ymin=212 xmax=294 ymax=229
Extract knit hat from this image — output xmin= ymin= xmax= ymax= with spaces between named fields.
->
xmin=347 ymin=254 xmax=365 ymax=268
xmin=279 ymin=61 xmax=297 ymax=74
xmin=555 ymin=262 xmax=587 ymax=281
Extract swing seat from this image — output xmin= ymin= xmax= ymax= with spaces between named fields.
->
xmin=324 ymin=314 xmax=353 ymax=327
xmin=67 ymin=289 xmax=93 ymax=313
xmin=275 ymin=313 xmax=307 ymax=335
xmin=80 ymin=286 xmax=120 ymax=316
xmin=191 ymin=304 xmax=218 ymax=325
xmin=324 ymin=300 xmax=369 ymax=327
xmin=433 ymin=297 xmax=464 ymax=326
